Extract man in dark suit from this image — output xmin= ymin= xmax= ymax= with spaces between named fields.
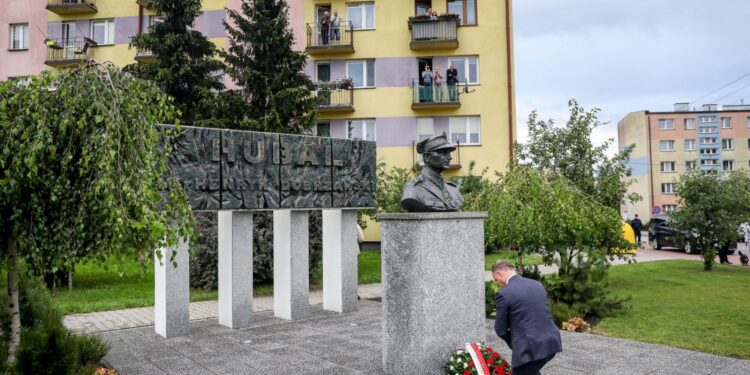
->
xmin=492 ymin=261 xmax=562 ymax=375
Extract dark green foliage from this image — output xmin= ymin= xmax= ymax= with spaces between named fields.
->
xmin=485 ymin=281 xmax=500 ymax=318
xmin=0 ymin=278 xmax=108 ymax=374
xmin=360 ymin=162 xmax=413 ymax=221
xmin=125 ymin=0 xmax=225 ymax=124
xmin=548 ymin=300 xmax=582 ymax=327
xmin=520 ymin=265 xmax=542 ymax=281
xmin=190 ymin=211 xmax=324 ymax=288
xmin=222 ymin=0 xmax=318 ymax=133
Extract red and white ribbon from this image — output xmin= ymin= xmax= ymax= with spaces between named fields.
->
xmin=465 ymin=343 xmax=491 ymax=375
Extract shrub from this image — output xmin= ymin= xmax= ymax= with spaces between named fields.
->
xmin=190 ymin=211 xmax=323 ymax=289
xmin=485 ymin=281 xmax=500 ymax=318
xmin=548 ymin=300 xmax=583 ymax=327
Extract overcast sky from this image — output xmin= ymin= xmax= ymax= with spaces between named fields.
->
xmin=513 ymin=0 xmax=750 ymax=154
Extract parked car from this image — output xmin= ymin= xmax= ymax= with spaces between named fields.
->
xmin=648 ymin=215 xmax=737 ymax=254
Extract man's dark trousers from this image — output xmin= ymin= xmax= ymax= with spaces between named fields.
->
xmin=511 ymin=353 xmax=556 ymax=375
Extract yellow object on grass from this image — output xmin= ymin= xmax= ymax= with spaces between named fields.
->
xmin=615 ymin=221 xmax=638 ymax=254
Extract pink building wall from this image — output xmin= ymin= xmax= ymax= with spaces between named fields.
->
xmin=0 ymin=0 xmax=48 ymax=80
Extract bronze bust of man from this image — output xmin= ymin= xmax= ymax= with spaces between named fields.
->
xmin=400 ymin=134 xmax=464 ymax=212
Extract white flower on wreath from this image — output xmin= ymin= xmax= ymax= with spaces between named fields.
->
xmin=463 ymin=363 xmax=468 ymax=368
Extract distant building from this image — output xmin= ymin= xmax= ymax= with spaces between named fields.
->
xmin=619 ymin=103 xmax=750 ymax=221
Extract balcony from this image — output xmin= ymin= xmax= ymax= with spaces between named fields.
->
xmin=134 ymin=48 xmax=157 ymax=63
xmin=412 ymin=138 xmax=463 ymax=170
xmin=411 ymin=79 xmax=461 ymax=110
xmin=313 ymin=83 xmax=354 ymax=113
xmin=44 ymin=37 xmax=95 ymax=67
xmin=46 ymin=0 xmax=97 ymax=15
xmin=136 ymin=0 xmax=157 ymax=8
xmin=408 ymin=15 xmax=459 ymax=50
xmin=305 ymin=21 xmax=354 ymax=55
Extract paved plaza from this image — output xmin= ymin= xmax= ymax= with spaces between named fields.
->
xmin=98 ymin=299 xmax=750 ymax=375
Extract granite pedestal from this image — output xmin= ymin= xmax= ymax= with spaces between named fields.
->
xmin=379 ymin=212 xmax=487 ymax=375
xmin=273 ymin=210 xmax=309 ymax=320
xmin=322 ymin=209 xmax=359 ymax=313
xmin=218 ymin=211 xmax=254 ymax=329
xmin=154 ymin=238 xmax=190 ymax=338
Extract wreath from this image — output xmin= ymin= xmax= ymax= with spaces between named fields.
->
xmin=446 ymin=342 xmax=512 ymax=375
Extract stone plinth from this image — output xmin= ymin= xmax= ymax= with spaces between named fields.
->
xmin=218 ymin=211 xmax=254 ymax=329
xmin=154 ymin=238 xmax=190 ymax=338
xmin=322 ymin=209 xmax=359 ymax=313
xmin=379 ymin=212 xmax=487 ymax=375
xmin=273 ymin=210 xmax=309 ymax=320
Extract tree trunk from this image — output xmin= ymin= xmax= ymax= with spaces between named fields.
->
xmin=68 ymin=269 xmax=73 ymax=293
xmin=6 ymin=238 xmax=20 ymax=365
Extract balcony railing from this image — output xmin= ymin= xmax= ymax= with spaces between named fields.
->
xmin=412 ymin=137 xmax=463 ymax=170
xmin=44 ymin=37 xmax=95 ymax=67
xmin=46 ymin=0 xmax=97 ymax=15
xmin=134 ymin=48 xmax=157 ymax=63
xmin=411 ymin=78 xmax=461 ymax=110
xmin=408 ymin=15 xmax=459 ymax=50
xmin=313 ymin=84 xmax=354 ymax=113
xmin=305 ymin=20 xmax=354 ymax=55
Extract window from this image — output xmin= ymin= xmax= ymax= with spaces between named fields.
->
xmin=661 ymin=183 xmax=675 ymax=194
xmin=747 ymin=138 xmax=750 ymax=149
xmin=148 ymin=15 xmax=164 ymax=28
xmin=347 ymin=3 xmax=375 ymax=30
xmin=659 ymin=140 xmax=675 ymax=151
xmin=658 ymin=119 xmax=674 ymax=130
xmin=416 ymin=118 xmax=435 ymax=141
xmin=723 ymin=160 xmax=734 ymax=171
xmin=684 ymin=139 xmax=696 ymax=150
xmin=700 ymin=148 xmax=717 ymax=155
xmin=346 ymin=60 xmax=375 ymax=88
xmin=721 ymin=138 xmax=734 ymax=150
xmin=684 ymin=118 xmax=695 ymax=129
xmin=9 ymin=24 xmax=29 ymax=50
xmin=448 ymin=0 xmax=477 ymax=25
xmin=701 ymin=159 xmax=718 ymax=166
xmin=449 ymin=116 xmax=480 ymax=145
xmin=448 ymin=56 xmax=479 ymax=84
xmin=347 ymin=119 xmax=375 ymax=141
xmin=698 ymin=127 xmax=717 ymax=134
xmin=91 ymin=19 xmax=115 ymax=45
xmin=721 ymin=117 xmax=732 ymax=128
xmin=316 ymin=122 xmax=330 ymax=137
xmin=660 ymin=162 xmax=675 ymax=172
xmin=685 ymin=160 xmax=696 ymax=170
xmin=747 ymin=117 xmax=750 ymax=128
xmin=699 ymin=116 xmax=716 ymax=123
xmin=700 ymin=137 xmax=717 ymax=145
xmin=663 ymin=205 xmax=677 ymax=213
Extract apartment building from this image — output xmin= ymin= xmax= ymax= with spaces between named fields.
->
xmin=2 ymin=0 xmax=516 ymax=240
xmin=619 ymin=103 xmax=750 ymax=222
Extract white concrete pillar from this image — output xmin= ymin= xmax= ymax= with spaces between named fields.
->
xmin=218 ymin=211 xmax=254 ymax=329
xmin=154 ymin=238 xmax=190 ymax=338
xmin=273 ymin=210 xmax=309 ymax=320
xmin=322 ymin=209 xmax=359 ymax=313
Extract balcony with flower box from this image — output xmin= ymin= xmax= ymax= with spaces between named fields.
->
xmin=46 ymin=0 xmax=97 ymax=15
xmin=44 ymin=37 xmax=96 ymax=67
xmin=313 ymin=80 xmax=354 ymax=113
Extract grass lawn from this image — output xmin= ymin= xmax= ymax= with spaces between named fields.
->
xmin=485 ymin=250 xmax=542 ymax=270
xmin=55 ymin=251 xmax=382 ymax=315
xmin=596 ymin=260 xmax=750 ymax=359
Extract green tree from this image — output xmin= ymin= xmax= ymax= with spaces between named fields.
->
xmin=223 ymin=0 xmax=318 ymax=133
xmin=516 ymin=99 xmax=641 ymax=210
xmin=0 ymin=63 xmax=194 ymax=362
xmin=466 ymin=165 xmax=632 ymax=319
xmin=125 ymin=0 xmax=225 ymax=124
xmin=670 ymin=170 xmax=750 ymax=271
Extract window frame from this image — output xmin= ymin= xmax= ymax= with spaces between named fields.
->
xmin=663 ymin=204 xmax=677 ymax=213
xmin=660 ymin=162 xmax=675 ymax=173
xmin=699 ymin=116 xmax=716 ymax=123
xmin=347 ymin=119 xmax=376 ymax=142
xmin=345 ymin=59 xmax=376 ymax=88
xmin=661 ymin=183 xmax=675 ymax=194
xmin=720 ymin=117 xmax=732 ymax=128
xmin=699 ymin=148 xmax=718 ymax=155
xmin=701 ymin=159 xmax=718 ymax=166
xmin=90 ymin=19 xmax=115 ymax=45
xmin=659 ymin=140 xmax=675 ymax=152
xmin=9 ymin=23 xmax=29 ymax=50
xmin=684 ymin=139 xmax=696 ymax=151
xmin=346 ymin=2 xmax=376 ymax=30
xmin=416 ymin=117 xmax=435 ymax=142
xmin=447 ymin=0 xmax=478 ymax=26
xmin=658 ymin=119 xmax=674 ymax=130
xmin=448 ymin=116 xmax=481 ymax=145
xmin=447 ymin=56 xmax=480 ymax=85
xmin=683 ymin=118 xmax=695 ymax=130
xmin=723 ymin=160 xmax=734 ymax=171
xmin=685 ymin=160 xmax=696 ymax=170
xmin=721 ymin=138 xmax=734 ymax=150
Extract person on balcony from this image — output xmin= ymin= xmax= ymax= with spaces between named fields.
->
xmin=447 ymin=63 xmax=459 ymax=102
xmin=320 ymin=11 xmax=331 ymax=45
xmin=433 ymin=67 xmax=444 ymax=102
xmin=330 ymin=11 xmax=341 ymax=44
xmin=430 ymin=10 xmax=439 ymax=20
xmin=421 ymin=66 xmax=434 ymax=102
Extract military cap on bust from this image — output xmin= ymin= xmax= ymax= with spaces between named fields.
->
xmin=416 ymin=134 xmax=457 ymax=154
